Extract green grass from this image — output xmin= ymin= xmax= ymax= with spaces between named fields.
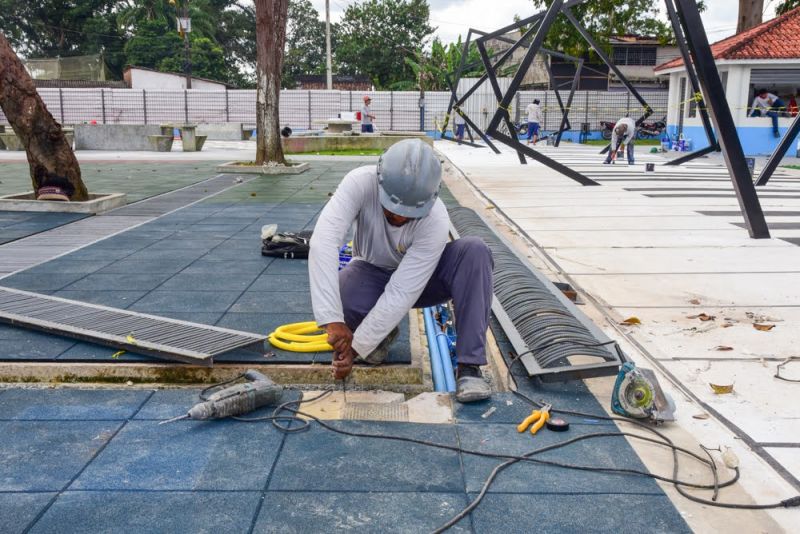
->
xmin=783 ymin=165 xmax=800 ymax=170
xmin=286 ymin=148 xmax=384 ymax=156
xmin=584 ymin=138 xmax=661 ymax=146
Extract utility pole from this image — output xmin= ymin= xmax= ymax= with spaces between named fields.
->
xmin=325 ymin=0 xmax=333 ymax=90
xmin=737 ymin=0 xmax=764 ymax=33
xmin=171 ymin=0 xmax=192 ymax=89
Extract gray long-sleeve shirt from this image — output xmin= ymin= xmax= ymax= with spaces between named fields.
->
xmin=611 ymin=117 xmax=636 ymax=147
xmin=308 ymin=165 xmax=450 ymax=356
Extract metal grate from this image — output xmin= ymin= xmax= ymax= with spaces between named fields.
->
xmin=448 ymin=207 xmax=624 ymax=382
xmin=0 ymin=287 xmax=265 ymax=365
xmin=343 ymin=402 xmax=409 ymax=422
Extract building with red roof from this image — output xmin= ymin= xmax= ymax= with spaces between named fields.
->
xmin=654 ymin=6 xmax=800 ymax=155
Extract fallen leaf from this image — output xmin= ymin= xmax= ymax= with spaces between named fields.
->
xmin=689 ymin=298 xmax=701 ymax=305
xmin=620 ymin=316 xmax=641 ymax=325
xmin=710 ymin=383 xmax=734 ymax=394
xmin=753 ymin=323 xmax=775 ymax=332
xmin=486 ymin=205 xmax=495 ymax=210
xmin=721 ymin=322 xmax=734 ymax=328
xmin=111 ymin=350 xmax=125 ymax=359
xmin=692 ymin=413 xmax=710 ymax=420
xmin=714 ymin=346 xmax=734 ymax=351
xmin=126 ymin=334 xmax=137 ymax=345
xmin=687 ymin=313 xmax=716 ymax=321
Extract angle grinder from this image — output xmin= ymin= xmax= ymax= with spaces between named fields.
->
xmin=611 ymin=362 xmax=675 ymax=424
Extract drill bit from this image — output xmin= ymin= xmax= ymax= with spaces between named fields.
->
xmin=159 ymin=414 xmax=189 ymax=425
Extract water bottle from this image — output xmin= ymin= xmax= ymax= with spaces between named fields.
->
xmin=661 ymin=133 xmax=671 ymax=152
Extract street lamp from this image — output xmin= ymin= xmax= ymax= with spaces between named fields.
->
xmin=169 ymin=0 xmax=192 ymax=89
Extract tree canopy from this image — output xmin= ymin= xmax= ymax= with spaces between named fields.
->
xmin=336 ymin=0 xmax=435 ymax=89
xmin=776 ymin=0 xmax=800 ymax=15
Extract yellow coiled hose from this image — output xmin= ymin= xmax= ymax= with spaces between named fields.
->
xmin=268 ymin=321 xmax=333 ymax=352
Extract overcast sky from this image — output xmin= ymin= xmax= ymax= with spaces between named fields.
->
xmin=309 ymin=0 xmax=780 ymax=45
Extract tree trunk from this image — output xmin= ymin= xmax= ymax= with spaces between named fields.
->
xmin=0 ymin=32 xmax=88 ymax=201
xmin=737 ymin=0 xmax=765 ymax=33
xmin=254 ymin=0 xmax=288 ymax=166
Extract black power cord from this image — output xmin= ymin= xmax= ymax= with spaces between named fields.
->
xmin=192 ymin=371 xmax=800 ymax=533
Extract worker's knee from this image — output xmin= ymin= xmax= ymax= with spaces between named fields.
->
xmin=455 ymin=236 xmax=493 ymax=266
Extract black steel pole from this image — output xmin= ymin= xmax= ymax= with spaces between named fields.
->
xmin=756 ymin=113 xmax=800 ymax=186
xmin=476 ymin=39 xmax=527 ymax=164
xmin=555 ymin=59 xmax=582 ymax=146
xmin=674 ymin=0 xmax=769 ymax=239
xmin=664 ymin=0 xmax=719 ymax=165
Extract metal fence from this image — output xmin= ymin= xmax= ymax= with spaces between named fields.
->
xmin=0 ymin=88 xmax=668 ymax=133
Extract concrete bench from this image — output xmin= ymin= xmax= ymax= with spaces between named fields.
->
xmin=147 ymin=135 xmax=174 ymax=152
xmin=0 ymin=132 xmax=23 ymax=151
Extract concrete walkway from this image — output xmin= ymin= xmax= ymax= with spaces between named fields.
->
xmin=438 ymin=140 xmax=800 ymax=531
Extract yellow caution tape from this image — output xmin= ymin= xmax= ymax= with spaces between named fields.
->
xmin=268 ymin=321 xmax=333 ymax=352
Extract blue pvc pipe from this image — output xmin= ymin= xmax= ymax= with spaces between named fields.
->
xmin=423 ymin=307 xmax=447 ymax=392
xmin=435 ymin=330 xmax=457 ymax=393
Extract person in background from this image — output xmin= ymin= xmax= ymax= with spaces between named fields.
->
xmin=604 ymin=116 xmax=636 ymax=165
xmin=361 ymin=95 xmax=376 ymax=133
xmin=788 ymin=89 xmax=799 ymax=118
xmin=525 ymin=98 xmax=543 ymax=145
xmin=749 ymin=88 xmax=786 ymax=137
xmin=454 ymin=108 xmax=466 ymax=144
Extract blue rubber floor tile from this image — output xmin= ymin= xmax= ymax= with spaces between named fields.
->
xmin=230 ymin=291 xmax=312 ymax=314
xmin=270 ymin=421 xmax=463 ymax=492
xmin=253 ymin=491 xmax=471 ymax=534
xmin=62 ymin=273 xmax=172 ymax=291
xmin=263 ymin=259 xmax=309 ymax=274
xmin=455 ymin=392 xmax=616 ymax=426
xmin=469 ymin=493 xmax=691 ymax=534
xmin=0 ymin=335 xmax=76 ymax=360
xmin=183 ymin=258 xmax=270 ymax=275
xmin=52 ymin=289 xmax=149 ymax=309
xmin=0 ymin=420 xmax=122 ymax=491
xmin=129 ymin=290 xmax=242 ymax=313
xmin=59 ymin=246 xmax=135 ymax=261
xmin=0 ymin=492 xmax=55 ymax=534
xmin=135 ymin=388 xmax=299 ymax=421
xmin=99 ymin=258 xmax=195 ymax=274
xmin=90 ymin=237 xmax=160 ymax=251
xmin=143 ymin=238 xmax=225 ymax=251
xmin=457 ymin=423 xmax=661 ymax=494
xmin=56 ymin=341 xmax=156 ymax=362
xmin=158 ymin=272 xmax=259 ymax=291
xmin=1 ymin=273 xmax=85 ymax=291
xmin=248 ymin=273 xmax=310 ymax=292
xmin=0 ymin=389 xmax=151 ymax=420
xmin=215 ymin=312 xmax=310 ymax=335
xmin=29 ymin=491 xmax=261 ymax=534
xmin=124 ymin=248 xmax=208 ymax=263
xmin=72 ymin=419 xmax=284 ymax=490
xmin=23 ymin=259 xmax=114 ymax=275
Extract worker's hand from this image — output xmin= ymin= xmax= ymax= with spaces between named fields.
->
xmin=325 ymin=322 xmax=353 ymax=354
xmin=332 ymin=348 xmax=355 ymax=380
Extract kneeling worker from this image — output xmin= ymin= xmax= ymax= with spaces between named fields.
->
xmin=604 ymin=116 xmax=636 ymax=165
xmin=308 ymin=139 xmax=494 ymax=402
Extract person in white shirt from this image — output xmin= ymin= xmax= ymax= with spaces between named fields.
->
xmin=308 ymin=139 xmax=494 ymax=402
xmin=453 ymin=108 xmax=466 ymax=144
xmin=361 ymin=95 xmax=376 ymax=133
xmin=604 ymin=116 xmax=636 ymax=165
xmin=525 ymin=99 xmax=543 ymax=144
xmin=750 ymin=88 xmax=786 ymax=137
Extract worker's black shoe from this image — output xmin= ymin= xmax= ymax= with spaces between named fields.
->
xmin=356 ymin=326 xmax=400 ymax=365
xmin=455 ymin=364 xmax=491 ymax=403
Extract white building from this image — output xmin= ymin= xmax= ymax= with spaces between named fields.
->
xmin=123 ymin=66 xmax=230 ymax=91
xmin=654 ymin=7 xmax=800 ymax=155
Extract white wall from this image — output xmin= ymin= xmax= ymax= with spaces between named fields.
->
xmin=128 ymin=69 xmax=226 ymax=91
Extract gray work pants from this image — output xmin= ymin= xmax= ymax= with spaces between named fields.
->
xmin=339 ymin=236 xmax=494 ymax=366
